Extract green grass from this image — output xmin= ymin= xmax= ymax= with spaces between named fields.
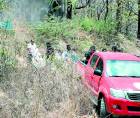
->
xmin=80 ymin=17 xmax=116 ymax=34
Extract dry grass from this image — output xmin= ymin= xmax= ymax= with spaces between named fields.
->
xmin=0 ymin=60 xmax=98 ymax=118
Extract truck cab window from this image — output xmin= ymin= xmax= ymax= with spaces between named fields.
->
xmin=95 ymin=59 xmax=103 ymax=74
xmin=90 ymin=55 xmax=99 ymax=67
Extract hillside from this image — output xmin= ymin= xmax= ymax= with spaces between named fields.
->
xmin=0 ymin=17 xmax=140 ymax=118
xmin=1 ymin=0 xmax=140 ymax=117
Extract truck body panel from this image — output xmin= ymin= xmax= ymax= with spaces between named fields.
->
xmin=76 ymin=51 xmax=140 ymax=116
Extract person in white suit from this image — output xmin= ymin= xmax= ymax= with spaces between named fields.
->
xmin=27 ymin=40 xmax=45 ymax=68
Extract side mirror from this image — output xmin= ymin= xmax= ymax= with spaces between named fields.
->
xmin=94 ymin=69 xmax=102 ymax=76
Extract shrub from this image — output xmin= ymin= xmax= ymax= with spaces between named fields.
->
xmin=32 ymin=17 xmax=80 ymax=44
xmin=0 ymin=48 xmax=17 ymax=77
xmin=80 ymin=17 xmax=94 ymax=32
xmin=80 ymin=17 xmax=116 ymax=35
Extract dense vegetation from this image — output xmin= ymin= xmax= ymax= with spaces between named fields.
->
xmin=0 ymin=0 xmax=140 ymax=118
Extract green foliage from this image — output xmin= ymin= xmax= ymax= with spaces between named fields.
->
xmin=33 ymin=17 xmax=80 ymax=43
xmin=0 ymin=47 xmax=17 ymax=77
xmin=0 ymin=36 xmax=17 ymax=77
xmin=80 ymin=17 xmax=116 ymax=34
xmin=80 ymin=17 xmax=94 ymax=32
xmin=35 ymin=17 xmax=105 ymax=41
xmin=0 ymin=0 xmax=8 ymax=11
xmin=73 ymin=39 xmax=93 ymax=52
xmin=0 ymin=48 xmax=16 ymax=66
xmin=71 ymin=0 xmax=78 ymax=6
xmin=33 ymin=16 xmax=117 ymax=52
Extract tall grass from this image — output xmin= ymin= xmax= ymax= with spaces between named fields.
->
xmin=0 ymin=59 xmax=97 ymax=118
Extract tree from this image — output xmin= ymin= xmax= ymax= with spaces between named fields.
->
xmin=66 ymin=0 xmax=72 ymax=19
xmin=116 ymin=0 xmax=123 ymax=33
xmin=48 ymin=0 xmax=64 ymax=17
xmin=104 ymin=0 xmax=109 ymax=21
xmin=138 ymin=0 xmax=140 ymax=39
xmin=124 ymin=0 xmax=133 ymax=35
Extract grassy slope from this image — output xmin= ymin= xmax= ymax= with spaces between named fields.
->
xmin=34 ymin=17 xmax=140 ymax=55
xmin=0 ymin=17 xmax=140 ymax=118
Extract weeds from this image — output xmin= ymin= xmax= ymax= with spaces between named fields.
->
xmin=0 ymin=59 xmax=97 ymax=118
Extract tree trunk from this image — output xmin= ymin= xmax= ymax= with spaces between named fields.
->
xmin=104 ymin=0 xmax=109 ymax=21
xmin=66 ymin=0 xmax=72 ymax=19
xmin=138 ymin=0 xmax=140 ymax=39
xmin=125 ymin=1 xmax=131 ymax=36
xmin=48 ymin=0 xmax=64 ymax=18
xmin=116 ymin=0 xmax=123 ymax=33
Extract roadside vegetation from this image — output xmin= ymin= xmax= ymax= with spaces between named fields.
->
xmin=0 ymin=0 xmax=140 ymax=118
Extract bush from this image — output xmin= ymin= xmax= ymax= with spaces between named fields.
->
xmin=80 ymin=17 xmax=116 ymax=35
xmin=0 ymin=42 xmax=17 ymax=78
xmin=32 ymin=17 xmax=81 ymax=44
xmin=80 ymin=17 xmax=94 ymax=32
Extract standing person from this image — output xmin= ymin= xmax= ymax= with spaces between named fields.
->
xmin=27 ymin=40 xmax=38 ymax=63
xmin=55 ymin=49 xmax=62 ymax=60
xmin=46 ymin=42 xmax=54 ymax=59
xmin=83 ymin=45 xmax=96 ymax=64
xmin=27 ymin=40 xmax=45 ymax=68
xmin=112 ymin=45 xmax=118 ymax=52
xmin=82 ymin=51 xmax=90 ymax=64
xmin=62 ymin=44 xmax=72 ymax=61
xmin=27 ymin=41 xmax=32 ymax=63
xmin=89 ymin=45 xmax=96 ymax=55
xmin=71 ymin=48 xmax=79 ymax=63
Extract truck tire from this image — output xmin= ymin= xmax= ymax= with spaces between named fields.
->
xmin=99 ymin=98 xmax=119 ymax=118
xmin=99 ymin=97 xmax=110 ymax=118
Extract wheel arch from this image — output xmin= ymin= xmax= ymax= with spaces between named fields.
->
xmin=98 ymin=92 xmax=110 ymax=114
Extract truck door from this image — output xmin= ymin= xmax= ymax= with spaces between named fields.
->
xmin=85 ymin=55 xmax=99 ymax=87
xmin=92 ymin=58 xmax=103 ymax=94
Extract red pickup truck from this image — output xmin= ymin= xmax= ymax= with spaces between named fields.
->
xmin=76 ymin=52 xmax=140 ymax=117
